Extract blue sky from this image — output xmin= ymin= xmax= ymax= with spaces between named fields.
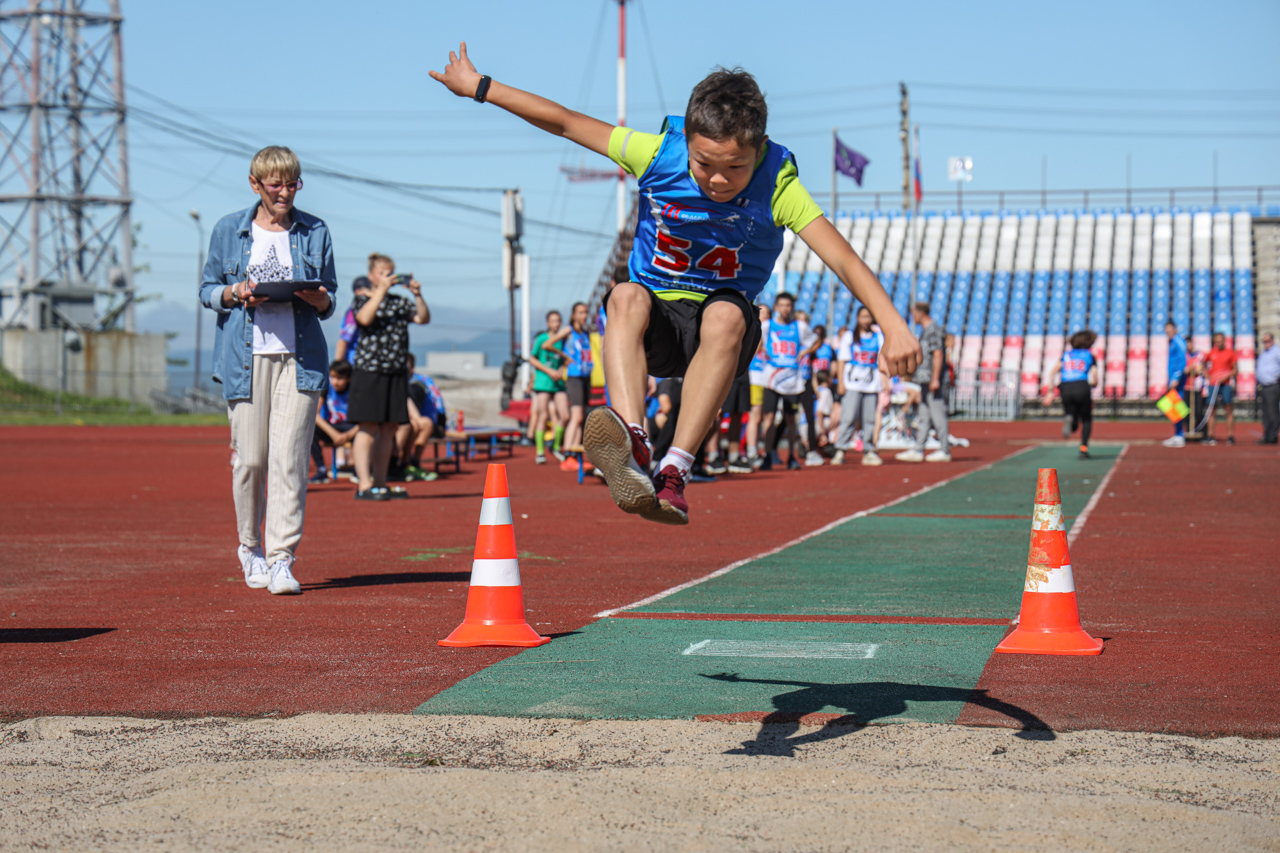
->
xmin=123 ymin=0 xmax=1280 ymax=362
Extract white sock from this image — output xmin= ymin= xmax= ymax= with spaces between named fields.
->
xmin=659 ymin=447 xmax=696 ymax=478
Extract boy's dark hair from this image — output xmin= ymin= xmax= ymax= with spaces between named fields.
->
xmin=329 ymin=359 xmax=353 ymax=378
xmin=546 ymin=309 xmax=561 ymax=320
xmin=774 ymin=291 xmax=795 ymax=304
xmin=685 ymin=67 xmax=767 ymax=150
xmin=816 ymin=369 xmax=831 ymax=384
xmin=914 ymin=301 xmax=931 ymax=316
xmin=1070 ymin=330 xmax=1098 ymax=350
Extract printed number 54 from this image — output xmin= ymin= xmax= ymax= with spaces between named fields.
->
xmin=654 ymin=233 xmax=741 ymax=280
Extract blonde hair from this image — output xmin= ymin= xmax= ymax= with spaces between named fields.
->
xmin=368 ymin=252 xmax=394 ymax=272
xmin=249 ymin=146 xmax=301 ymax=182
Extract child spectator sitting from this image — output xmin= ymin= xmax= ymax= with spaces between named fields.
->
xmin=394 ymin=353 xmax=445 ymax=481
xmin=310 ymin=360 xmax=359 ymax=483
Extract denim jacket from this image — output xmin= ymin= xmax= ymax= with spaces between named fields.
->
xmin=199 ymin=204 xmax=337 ymax=400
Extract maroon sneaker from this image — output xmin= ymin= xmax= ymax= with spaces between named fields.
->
xmin=583 ymin=406 xmax=657 ymax=516
xmin=644 ymin=464 xmax=690 ymax=526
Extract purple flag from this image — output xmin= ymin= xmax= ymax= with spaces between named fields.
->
xmin=835 ymin=137 xmax=869 ymax=186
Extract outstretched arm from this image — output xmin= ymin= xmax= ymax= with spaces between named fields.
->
xmin=798 ymin=217 xmax=921 ymax=378
xmin=430 ymin=42 xmax=613 ymax=158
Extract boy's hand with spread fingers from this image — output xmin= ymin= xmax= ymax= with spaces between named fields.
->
xmin=429 ymin=42 xmax=483 ymax=99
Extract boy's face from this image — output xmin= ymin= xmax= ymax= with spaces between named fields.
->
xmin=688 ymin=134 xmax=758 ymax=203
xmin=774 ymin=298 xmax=793 ymax=322
xmin=329 ymin=372 xmax=349 ymax=393
xmin=547 ymin=313 xmax=561 ymax=333
xmin=1166 ymin=323 xmax=1177 ymax=339
xmin=1213 ymin=334 xmax=1224 ymax=349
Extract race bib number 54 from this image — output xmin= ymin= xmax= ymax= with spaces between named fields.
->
xmin=654 ymin=233 xmax=741 ymax=279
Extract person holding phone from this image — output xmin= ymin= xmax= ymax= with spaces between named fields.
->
xmin=347 ymin=252 xmax=430 ymax=499
xmin=199 ymin=145 xmax=337 ymax=595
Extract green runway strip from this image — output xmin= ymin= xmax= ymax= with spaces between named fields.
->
xmin=634 ymin=444 xmax=1116 ymax=619
xmin=416 ymin=444 xmax=1120 ymax=722
xmin=416 ymin=619 xmax=1007 ymax=722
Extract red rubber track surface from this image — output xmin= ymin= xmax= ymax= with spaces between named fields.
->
xmin=958 ymin=438 xmax=1280 ymax=738
xmin=1 ymin=421 xmax=1273 ymax=737
xmin=0 ymin=424 xmax=1022 ymax=718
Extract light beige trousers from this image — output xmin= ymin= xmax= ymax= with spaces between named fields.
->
xmin=228 ymin=354 xmax=321 ymax=565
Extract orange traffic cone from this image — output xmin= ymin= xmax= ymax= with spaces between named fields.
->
xmin=995 ymin=468 xmax=1103 ymax=656
xmin=440 ymin=464 xmax=550 ymax=648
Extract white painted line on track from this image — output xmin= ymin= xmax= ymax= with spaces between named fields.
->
xmin=1068 ymin=444 xmax=1128 ymax=545
xmin=594 ymin=445 xmax=1038 ymax=618
xmin=682 ymin=640 xmax=881 ymax=660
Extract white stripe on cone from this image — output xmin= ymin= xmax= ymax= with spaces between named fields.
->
xmin=470 ymin=558 xmax=522 ymax=587
xmin=1031 ymin=503 xmax=1065 ymax=531
xmin=1025 ymin=562 xmax=1076 ymax=594
xmin=478 ymin=497 xmax=513 ymax=526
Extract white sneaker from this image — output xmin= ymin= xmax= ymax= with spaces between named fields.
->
xmin=925 ymin=450 xmax=952 ymax=462
xmin=861 ymin=451 xmax=883 ymax=467
xmin=267 ymin=556 xmax=302 ymax=595
xmin=804 ymin=451 xmax=825 ymax=467
xmin=1162 ymin=435 xmax=1186 ymax=448
xmin=238 ymin=544 xmax=270 ymax=589
xmin=895 ymin=449 xmax=924 ymax=463
xmin=831 ymin=449 xmax=845 ymax=466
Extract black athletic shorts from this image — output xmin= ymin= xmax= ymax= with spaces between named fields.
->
xmin=762 ymin=388 xmax=801 ymax=415
xmin=722 ymin=374 xmax=751 ymax=414
xmin=348 ymin=368 xmax=409 ymax=425
xmin=1059 ymin=380 xmax=1093 ymax=422
xmin=566 ymin=375 xmax=591 ymax=407
xmin=602 ymin=285 xmax=761 ymax=379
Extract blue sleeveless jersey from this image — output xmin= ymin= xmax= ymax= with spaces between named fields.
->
xmin=564 ymin=329 xmax=594 ymax=378
xmin=628 ymin=116 xmax=795 ymax=302
xmin=766 ymin=320 xmax=802 ymax=370
xmin=1061 ymin=348 xmax=1094 ymax=384
xmin=812 ymin=342 xmax=834 ymax=375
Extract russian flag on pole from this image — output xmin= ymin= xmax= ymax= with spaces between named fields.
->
xmin=912 ymin=126 xmax=923 ymax=204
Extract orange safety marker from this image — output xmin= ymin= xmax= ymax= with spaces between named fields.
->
xmin=440 ymin=464 xmax=550 ymax=648
xmin=995 ymin=468 xmax=1103 ymax=656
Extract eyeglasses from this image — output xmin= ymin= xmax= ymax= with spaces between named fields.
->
xmin=260 ymin=178 xmax=303 ymax=192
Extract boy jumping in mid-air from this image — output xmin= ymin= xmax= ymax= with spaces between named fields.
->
xmin=431 ymin=43 xmax=920 ymax=524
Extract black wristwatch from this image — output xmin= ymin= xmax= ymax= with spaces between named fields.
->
xmin=473 ymin=75 xmax=492 ymax=103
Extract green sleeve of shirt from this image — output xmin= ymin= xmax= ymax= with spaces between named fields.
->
xmin=608 ymin=126 xmax=664 ymax=178
xmin=771 ymin=159 xmax=825 ymax=233
xmin=608 ymin=127 xmax=824 ymax=233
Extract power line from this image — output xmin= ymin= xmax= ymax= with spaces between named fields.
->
xmin=913 ymin=81 xmax=1280 ymax=100
xmin=925 ymin=121 xmax=1278 ymax=139
xmin=914 ymin=101 xmax=1280 ymax=121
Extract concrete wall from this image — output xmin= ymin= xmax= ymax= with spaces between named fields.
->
xmin=0 ymin=329 xmax=167 ymax=403
xmin=424 ymin=351 xmax=503 ymax=382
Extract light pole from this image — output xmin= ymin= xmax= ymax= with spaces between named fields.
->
xmin=190 ymin=209 xmax=204 ymax=391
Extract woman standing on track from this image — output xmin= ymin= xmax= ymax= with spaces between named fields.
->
xmin=200 ymin=146 xmax=337 ymax=595
xmin=1045 ymin=330 xmax=1099 ymax=459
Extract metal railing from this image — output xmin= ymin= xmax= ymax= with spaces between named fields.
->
xmin=949 ymin=367 xmax=1021 ymax=421
xmin=835 ymin=184 xmax=1280 ymax=215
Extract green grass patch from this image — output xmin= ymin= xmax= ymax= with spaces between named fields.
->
xmin=0 ymin=365 xmax=227 ymax=425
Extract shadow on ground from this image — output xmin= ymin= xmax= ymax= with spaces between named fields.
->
xmin=701 ymin=673 xmax=1056 ymax=756
xmin=304 ymin=572 xmax=472 ymax=590
xmin=0 ymin=628 xmax=115 ymax=643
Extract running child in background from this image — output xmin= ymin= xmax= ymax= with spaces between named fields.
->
xmin=528 ymin=309 xmax=570 ymax=464
xmin=802 ymin=324 xmax=831 ymax=466
xmin=1044 ymin=330 xmax=1099 ymax=459
xmin=310 ymin=359 xmax=359 ymax=483
xmin=559 ymin=301 xmax=595 ymax=470
xmin=833 ymin=306 xmax=886 ymax=466
xmin=431 ymin=45 xmax=919 ymax=523
xmin=763 ymin=292 xmax=818 ymax=471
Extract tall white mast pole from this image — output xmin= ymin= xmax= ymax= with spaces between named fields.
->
xmin=616 ymin=0 xmax=627 ymax=233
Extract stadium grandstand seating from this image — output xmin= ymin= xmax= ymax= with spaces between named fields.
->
xmin=766 ymin=206 xmax=1276 ymax=400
